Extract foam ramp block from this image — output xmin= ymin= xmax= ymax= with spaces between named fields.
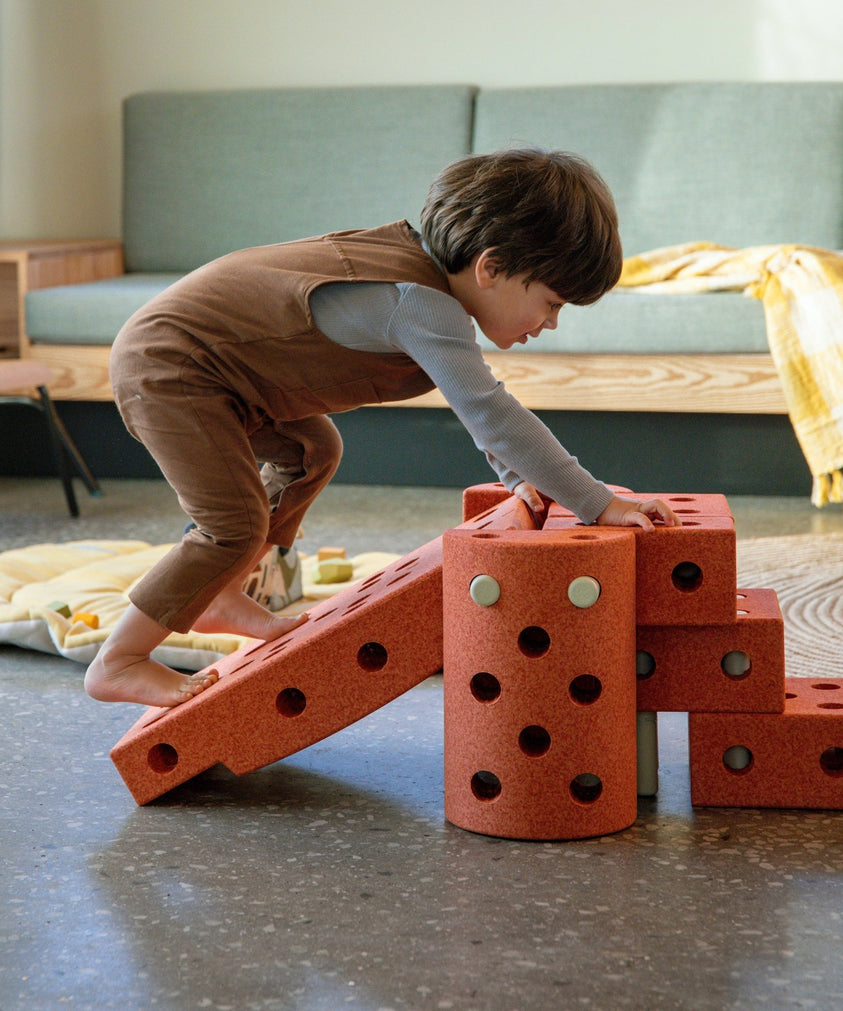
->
xmin=462 ymin=482 xmax=512 ymax=522
xmin=443 ymin=525 xmax=638 ymax=840
xmin=689 ymin=678 xmax=843 ymax=809
xmin=636 ymin=588 xmax=786 ymax=714
xmin=110 ymin=495 xmax=536 ymax=805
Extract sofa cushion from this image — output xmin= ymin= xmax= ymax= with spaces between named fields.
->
xmin=476 ymin=290 xmax=768 ymax=355
xmin=123 ymin=85 xmax=476 ymax=273
xmin=474 ymin=83 xmax=843 ymax=255
xmin=25 ymin=274 xmax=182 ymax=344
xmin=473 ymin=82 xmax=843 ymax=353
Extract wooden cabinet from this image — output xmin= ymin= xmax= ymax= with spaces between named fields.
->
xmin=0 ymin=239 xmax=123 ymax=357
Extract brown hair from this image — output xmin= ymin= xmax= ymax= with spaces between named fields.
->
xmin=420 ymin=148 xmax=622 ymax=305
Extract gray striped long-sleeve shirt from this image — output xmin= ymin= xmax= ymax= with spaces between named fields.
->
xmin=310 ymin=280 xmax=614 ymax=524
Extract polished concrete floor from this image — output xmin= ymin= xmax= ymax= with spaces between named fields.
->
xmin=2 ymin=477 xmax=843 ymax=1011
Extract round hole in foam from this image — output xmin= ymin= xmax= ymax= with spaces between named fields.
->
xmin=471 ymin=770 xmax=502 ymax=801
xmin=470 ymin=671 xmax=501 ymax=703
xmin=357 ymin=641 xmax=388 ymax=672
xmin=672 ymin=561 xmax=703 ymax=592
xmin=721 ymin=651 xmax=751 ymax=680
xmin=518 ymin=724 xmax=551 ymax=757
xmin=569 ymin=674 xmax=603 ymax=704
xmin=276 ymin=687 xmax=307 ymax=717
xmin=518 ymin=625 xmax=550 ymax=658
xmin=570 ymin=773 xmax=602 ymax=803
xmin=148 ymin=742 xmax=179 ymax=774
xmin=636 ymin=651 xmax=656 ymax=680
xmin=820 ymin=747 xmax=843 ymax=776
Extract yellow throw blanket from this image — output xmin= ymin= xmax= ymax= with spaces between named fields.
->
xmin=619 ymin=242 xmax=843 ymax=506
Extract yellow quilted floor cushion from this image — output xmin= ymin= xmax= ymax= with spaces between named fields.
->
xmin=0 ymin=541 xmax=398 ymax=671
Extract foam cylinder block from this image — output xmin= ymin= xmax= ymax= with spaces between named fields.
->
xmin=689 ymin=677 xmax=843 ymax=809
xmin=636 ymin=588 xmax=785 ymax=714
xmin=442 ymin=525 xmax=638 ymax=840
xmin=544 ymin=509 xmax=737 ymax=627
xmin=111 ymin=494 xmax=538 ymax=805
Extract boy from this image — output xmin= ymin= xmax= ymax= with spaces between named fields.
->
xmin=85 ymin=148 xmax=679 ymax=709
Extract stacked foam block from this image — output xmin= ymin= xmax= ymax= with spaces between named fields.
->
xmin=458 ymin=483 xmax=843 ymax=826
xmin=110 ymin=483 xmax=843 ymax=836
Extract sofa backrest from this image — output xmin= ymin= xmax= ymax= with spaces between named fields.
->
xmin=123 ymin=86 xmax=476 ymax=273
xmin=474 ymin=82 xmax=843 ymax=256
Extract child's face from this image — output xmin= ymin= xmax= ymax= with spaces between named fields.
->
xmin=471 ymin=266 xmax=565 ymax=350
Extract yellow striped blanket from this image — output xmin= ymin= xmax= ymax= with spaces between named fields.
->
xmin=619 ymin=242 xmax=843 ymax=506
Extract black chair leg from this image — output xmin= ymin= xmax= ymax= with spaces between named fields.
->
xmin=37 ymin=386 xmax=102 ymax=497
xmin=39 ymin=391 xmax=79 ymax=516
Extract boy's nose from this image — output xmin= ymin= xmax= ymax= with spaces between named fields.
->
xmin=545 ymin=306 xmax=562 ymax=329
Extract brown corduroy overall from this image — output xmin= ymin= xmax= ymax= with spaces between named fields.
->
xmin=110 ymin=221 xmax=451 ymax=632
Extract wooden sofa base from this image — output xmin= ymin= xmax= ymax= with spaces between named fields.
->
xmin=29 ymin=342 xmax=788 ymax=415
xmin=6 ymin=239 xmax=788 ymax=414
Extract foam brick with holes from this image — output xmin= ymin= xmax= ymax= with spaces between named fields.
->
xmin=636 ymin=588 xmax=786 ymax=714
xmin=545 ymin=498 xmax=737 ymax=627
xmin=689 ymin=678 xmax=843 ymax=807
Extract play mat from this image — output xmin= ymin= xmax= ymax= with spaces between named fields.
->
xmin=0 ymin=540 xmax=397 ymax=670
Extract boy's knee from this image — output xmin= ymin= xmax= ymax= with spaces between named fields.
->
xmin=308 ymin=419 xmax=343 ymax=479
xmin=186 ymin=517 xmax=268 ymax=563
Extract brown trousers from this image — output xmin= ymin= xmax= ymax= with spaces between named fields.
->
xmin=112 ymin=332 xmax=343 ymax=633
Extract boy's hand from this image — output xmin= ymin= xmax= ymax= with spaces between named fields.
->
xmin=513 ymin=481 xmax=545 ymax=513
xmin=596 ymin=495 xmax=682 ymax=531
xmin=513 ymin=481 xmax=549 ymax=525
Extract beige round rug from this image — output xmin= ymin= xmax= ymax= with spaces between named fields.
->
xmin=736 ymin=532 xmax=843 ymax=679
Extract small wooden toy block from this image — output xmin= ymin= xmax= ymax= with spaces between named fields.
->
xmin=110 ymin=494 xmax=537 ymax=805
xmin=636 ymin=587 xmax=786 ymax=714
xmin=689 ymin=678 xmax=843 ymax=809
xmin=442 ymin=524 xmax=639 ymax=840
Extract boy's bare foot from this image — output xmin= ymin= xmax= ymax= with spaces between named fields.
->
xmin=85 ymin=653 xmax=219 ymax=708
xmin=192 ymin=586 xmax=308 ymax=639
xmin=83 ymin=588 xmax=307 ymax=708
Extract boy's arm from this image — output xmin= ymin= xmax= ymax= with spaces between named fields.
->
xmin=385 ymin=286 xmax=614 ymax=521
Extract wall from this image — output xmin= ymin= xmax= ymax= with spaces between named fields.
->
xmin=2 ymin=0 xmax=842 ymax=239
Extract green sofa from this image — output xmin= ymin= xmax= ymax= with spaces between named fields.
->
xmin=21 ymin=82 xmax=843 ymax=416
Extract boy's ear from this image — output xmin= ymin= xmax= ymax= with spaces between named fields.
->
xmin=474 ymin=249 xmax=501 ymax=288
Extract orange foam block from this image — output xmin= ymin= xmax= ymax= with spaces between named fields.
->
xmin=443 ymin=525 xmax=638 ymax=840
xmin=464 ymin=483 xmax=635 ymax=525
xmin=111 ymin=495 xmax=536 ymax=805
xmin=689 ymin=678 xmax=843 ymax=808
xmin=545 ymin=508 xmax=736 ymax=627
xmin=635 ymin=492 xmax=734 ymax=522
xmin=462 ymin=482 xmax=511 ymax=522
xmin=636 ymin=587 xmax=785 ymax=713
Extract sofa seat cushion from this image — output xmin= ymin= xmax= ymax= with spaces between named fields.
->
xmin=476 ymin=290 xmax=769 ymax=355
xmin=25 ymin=274 xmax=183 ymax=344
xmin=27 ymin=274 xmax=767 ymax=354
